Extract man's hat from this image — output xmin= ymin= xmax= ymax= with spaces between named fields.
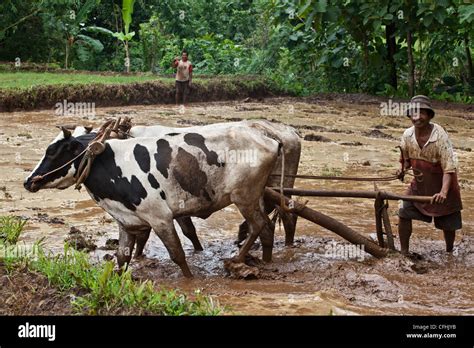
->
xmin=406 ymin=95 xmax=435 ymax=118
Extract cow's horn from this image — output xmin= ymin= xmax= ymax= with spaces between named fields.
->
xmin=60 ymin=126 xmax=72 ymax=139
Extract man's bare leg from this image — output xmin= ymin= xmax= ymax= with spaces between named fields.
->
xmin=398 ymin=217 xmax=412 ymax=255
xmin=443 ymin=230 xmax=455 ymax=252
xmin=182 ymin=83 xmax=188 ymax=105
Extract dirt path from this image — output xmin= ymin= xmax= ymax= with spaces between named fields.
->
xmin=0 ymin=97 xmax=472 ymax=315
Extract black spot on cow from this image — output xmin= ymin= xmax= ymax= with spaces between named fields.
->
xmin=154 ymin=139 xmax=172 ymax=178
xmin=160 ymin=191 xmax=166 ymax=200
xmin=173 ymin=147 xmax=212 ymax=201
xmin=166 ymin=133 xmax=180 ymax=136
xmin=84 ymin=144 xmax=148 ymax=211
xmin=147 ymin=173 xmax=160 ymax=189
xmin=184 ymin=133 xmax=224 ymax=167
xmin=133 ymin=144 xmax=150 ymax=173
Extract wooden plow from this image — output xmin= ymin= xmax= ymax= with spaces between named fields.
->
xmin=264 ymin=187 xmax=433 ymax=258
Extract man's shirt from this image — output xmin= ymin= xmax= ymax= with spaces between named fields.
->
xmin=176 ymin=60 xmax=192 ymax=82
xmin=400 ymin=123 xmax=462 ymax=216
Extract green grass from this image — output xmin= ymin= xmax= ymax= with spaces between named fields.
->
xmin=32 ymin=245 xmax=223 ymax=315
xmin=0 ymin=216 xmax=26 ymax=245
xmin=0 ymin=71 xmax=174 ymax=90
xmin=0 ymin=71 xmax=270 ymax=90
xmin=321 ymin=164 xmax=343 ymax=177
xmin=0 ymin=215 xmax=223 ymax=315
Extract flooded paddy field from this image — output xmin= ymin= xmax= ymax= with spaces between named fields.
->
xmin=1 ymin=97 xmax=472 ymax=315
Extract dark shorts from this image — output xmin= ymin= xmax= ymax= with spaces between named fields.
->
xmin=398 ymin=200 xmax=462 ymax=230
xmin=176 ymin=80 xmax=190 ymax=95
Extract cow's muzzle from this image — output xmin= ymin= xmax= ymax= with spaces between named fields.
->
xmin=24 ymin=178 xmax=40 ymax=192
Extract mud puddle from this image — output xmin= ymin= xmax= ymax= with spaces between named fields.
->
xmin=0 ymin=97 xmax=472 ymax=315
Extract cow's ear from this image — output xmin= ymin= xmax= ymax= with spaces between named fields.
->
xmin=84 ymin=126 xmax=93 ymax=134
xmin=61 ymin=126 xmax=72 ymax=139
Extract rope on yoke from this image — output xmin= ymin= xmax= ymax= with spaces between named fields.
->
xmin=31 ymin=148 xmax=89 ymax=185
xmin=271 ymin=146 xmax=424 ymax=183
xmin=270 ymin=171 xmax=423 ymax=182
xmin=74 ymin=117 xmax=121 ymax=190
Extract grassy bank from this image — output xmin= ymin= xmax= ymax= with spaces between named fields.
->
xmin=0 ymin=216 xmax=223 ymax=315
xmin=0 ymin=71 xmax=169 ymax=89
xmin=0 ymin=70 xmax=284 ymax=112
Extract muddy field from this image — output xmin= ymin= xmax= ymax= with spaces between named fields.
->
xmin=0 ymin=97 xmax=473 ymax=315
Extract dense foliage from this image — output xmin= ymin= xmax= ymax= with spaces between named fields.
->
xmin=0 ymin=0 xmax=472 ymax=101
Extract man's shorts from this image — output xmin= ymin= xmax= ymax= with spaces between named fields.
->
xmin=398 ymin=200 xmax=462 ymax=230
xmin=176 ymin=80 xmax=190 ymax=95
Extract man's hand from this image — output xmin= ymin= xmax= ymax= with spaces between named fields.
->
xmin=188 ymin=81 xmax=192 ymax=88
xmin=396 ymin=168 xmax=405 ymax=182
xmin=172 ymin=57 xmax=179 ymax=67
xmin=432 ymin=173 xmax=453 ymax=204
xmin=432 ymin=191 xmax=448 ymax=204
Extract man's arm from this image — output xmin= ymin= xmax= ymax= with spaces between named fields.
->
xmin=172 ymin=57 xmax=179 ymax=68
xmin=188 ymin=64 xmax=193 ymax=86
xmin=433 ymin=130 xmax=457 ymax=204
xmin=397 ymin=136 xmax=411 ymax=180
xmin=433 ymin=172 xmax=453 ymax=204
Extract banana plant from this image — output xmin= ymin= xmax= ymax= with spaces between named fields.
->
xmin=87 ymin=0 xmax=136 ymax=73
xmin=62 ymin=0 xmax=103 ymax=69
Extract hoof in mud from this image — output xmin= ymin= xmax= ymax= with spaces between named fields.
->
xmin=234 ymin=240 xmax=261 ymax=251
xmin=410 ymin=263 xmax=429 ymax=274
xmin=244 ymin=253 xmax=263 ymax=267
xmin=224 ymin=258 xmax=260 ymax=279
xmin=406 ymin=252 xmax=424 ymax=261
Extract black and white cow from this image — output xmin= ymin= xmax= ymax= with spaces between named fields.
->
xmin=70 ymin=120 xmax=301 ymax=254
xmin=24 ymin=125 xmax=281 ymax=277
xmin=129 ymin=120 xmax=301 ymax=247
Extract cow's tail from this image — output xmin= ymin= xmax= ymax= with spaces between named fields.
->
xmin=252 ymin=123 xmax=288 ymax=210
xmin=278 ymin=141 xmax=286 ymax=210
xmin=269 ymin=137 xmax=287 ymax=211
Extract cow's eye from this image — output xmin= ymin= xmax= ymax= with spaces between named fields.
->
xmin=46 ymin=148 xmax=55 ymax=156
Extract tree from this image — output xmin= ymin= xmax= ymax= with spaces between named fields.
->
xmin=61 ymin=0 xmax=103 ymax=69
xmin=88 ymin=0 xmax=136 ymax=73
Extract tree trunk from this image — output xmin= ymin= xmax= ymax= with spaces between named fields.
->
xmin=151 ymin=31 xmax=157 ymax=72
xmin=407 ymin=29 xmax=415 ymax=97
xmin=465 ymin=33 xmax=473 ymax=81
xmin=65 ymin=39 xmax=69 ymax=69
xmin=385 ymin=22 xmax=397 ymax=89
xmin=124 ymin=41 xmax=130 ymax=73
xmin=363 ymin=35 xmax=369 ymax=72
